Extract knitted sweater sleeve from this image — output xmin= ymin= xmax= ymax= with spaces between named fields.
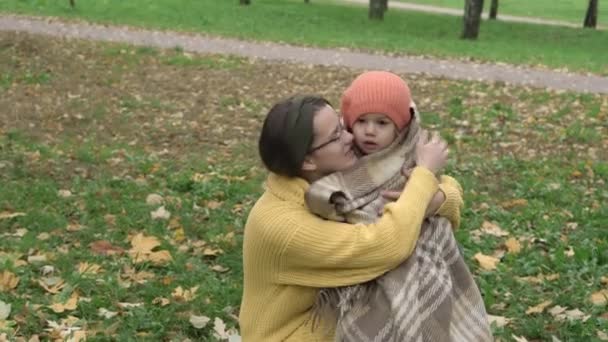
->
xmin=278 ymin=167 xmax=438 ymax=288
xmin=436 ymin=175 xmax=465 ymax=229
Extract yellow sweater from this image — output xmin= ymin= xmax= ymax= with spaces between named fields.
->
xmin=239 ymin=167 xmax=463 ymax=341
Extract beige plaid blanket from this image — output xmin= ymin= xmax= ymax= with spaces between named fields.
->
xmin=305 ymin=114 xmax=493 ymax=341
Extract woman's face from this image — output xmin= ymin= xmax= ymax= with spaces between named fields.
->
xmin=305 ymin=105 xmax=357 ymax=176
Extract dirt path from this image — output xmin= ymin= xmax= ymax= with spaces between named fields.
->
xmin=1 ymin=14 xmax=607 ymax=94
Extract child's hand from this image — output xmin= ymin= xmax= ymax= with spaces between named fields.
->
xmin=415 ymin=130 xmax=448 ymax=174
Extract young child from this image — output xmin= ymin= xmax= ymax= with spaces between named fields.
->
xmin=306 ymin=71 xmax=491 ymax=341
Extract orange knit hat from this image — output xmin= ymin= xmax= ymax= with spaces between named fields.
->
xmin=341 ymin=71 xmax=412 ymax=130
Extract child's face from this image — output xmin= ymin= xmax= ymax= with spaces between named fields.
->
xmin=351 ymin=113 xmax=398 ymax=155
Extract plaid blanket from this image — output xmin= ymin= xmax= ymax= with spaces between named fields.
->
xmin=305 ymin=112 xmax=493 ymax=341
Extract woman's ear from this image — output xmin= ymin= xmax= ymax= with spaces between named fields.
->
xmin=301 ymin=156 xmax=317 ymax=172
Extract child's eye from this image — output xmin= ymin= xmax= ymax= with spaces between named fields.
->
xmin=378 ymin=120 xmax=389 ymax=125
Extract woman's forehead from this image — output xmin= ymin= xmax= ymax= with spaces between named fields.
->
xmin=314 ymin=105 xmax=340 ymax=135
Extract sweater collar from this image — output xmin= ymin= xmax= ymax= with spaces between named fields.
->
xmin=265 ymin=173 xmax=310 ymax=207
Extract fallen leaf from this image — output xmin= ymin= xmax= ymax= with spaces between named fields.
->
xmin=172 ymin=286 xmax=199 ymax=302
xmin=500 ymin=198 xmax=528 ymax=209
xmin=211 ymin=265 xmax=230 ymax=273
xmin=152 ymin=297 xmax=170 ymax=307
xmin=0 ymin=271 xmax=19 ymax=292
xmin=27 ymin=254 xmax=47 ymax=263
xmin=37 ymin=232 xmax=51 ymax=240
xmin=189 ymin=314 xmax=210 ymax=329
xmin=590 ymin=289 xmax=608 ymax=305
xmin=504 ymin=238 xmax=522 ymax=254
xmin=49 ymin=293 xmax=79 ymax=313
xmin=0 ymin=300 xmax=10 ymax=320
xmin=602 ymin=276 xmax=608 ymax=285
xmin=0 ymin=211 xmax=26 ymax=220
xmin=38 ymin=276 xmax=65 ymax=294
xmin=565 ymin=246 xmax=575 ymax=257
xmin=206 ymin=200 xmax=223 ymax=210
xmin=148 ymin=250 xmax=173 ymax=265
xmin=474 ymin=253 xmax=500 ymax=271
xmin=98 ymin=308 xmax=118 ymax=319
xmin=146 ymin=194 xmax=164 ymax=206
xmin=90 ymin=240 xmax=124 ymax=256
xmin=598 ymin=331 xmax=608 ymax=341
xmin=526 ymin=300 xmax=552 ymax=315
xmin=66 ymin=222 xmax=84 ymax=232
xmin=68 ymin=330 xmax=86 ymax=342
xmin=512 ymin=335 xmax=529 ymax=342
xmin=548 ymin=305 xmax=567 ymax=317
xmin=130 ymin=233 xmax=160 ymax=254
xmin=77 ymin=262 xmax=102 ymax=275
xmin=150 ymin=206 xmax=171 ymax=220
xmin=480 ymin=221 xmax=509 ymax=237
xmin=57 ymin=190 xmax=72 ymax=198
xmin=214 ymin=317 xmax=229 ymax=339
xmin=487 ymin=314 xmax=510 ymax=328
xmin=117 ymin=302 xmax=143 ymax=309
xmin=203 ymin=248 xmax=223 ymax=257
xmin=104 ymin=214 xmax=116 ymax=226
xmin=560 ymin=308 xmax=590 ymax=322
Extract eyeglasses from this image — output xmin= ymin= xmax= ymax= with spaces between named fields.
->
xmin=309 ymin=119 xmax=345 ymax=153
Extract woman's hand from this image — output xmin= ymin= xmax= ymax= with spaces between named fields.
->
xmin=381 ymin=189 xmax=445 ymax=218
xmin=415 ymin=130 xmax=448 ymax=174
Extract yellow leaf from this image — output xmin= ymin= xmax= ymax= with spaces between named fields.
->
xmin=49 ymin=293 xmax=79 ymax=313
xmin=148 ymin=250 xmax=173 ymax=266
xmin=565 ymin=246 xmax=575 ymax=257
xmin=0 ymin=300 xmax=11 ymax=320
xmin=190 ymin=314 xmax=211 ymax=329
xmin=173 ymin=227 xmax=186 ymax=243
xmin=211 ymin=265 xmax=230 ymax=273
xmin=480 ymin=221 xmax=509 ymax=237
xmin=500 ymin=198 xmax=528 ymax=209
xmin=150 ymin=206 xmax=171 ymax=220
xmin=512 ymin=335 xmax=529 ymax=342
xmin=487 ymin=314 xmax=510 ymax=328
xmin=38 ymin=276 xmax=65 ymax=294
xmin=67 ymin=330 xmax=86 ymax=342
xmin=504 ymin=238 xmax=522 ymax=254
xmin=172 ymin=286 xmax=199 ymax=302
xmin=602 ymin=276 xmax=608 ymax=285
xmin=77 ymin=262 xmax=102 ymax=275
xmin=0 ymin=271 xmax=19 ymax=292
xmin=0 ymin=211 xmax=26 ymax=220
xmin=203 ymin=248 xmax=223 ymax=257
xmin=206 ymin=200 xmax=223 ymax=210
xmin=526 ymin=300 xmax=552 ymax=315
xmin=590 ymin=289 xmax=608 ymax=306
xmin=474 ymin=253 xmax=500 ymax=270
xmin=598 ymin=331 xmax=608 ymax=341
xmin=152 ymin=297 xmax=170 ymax=307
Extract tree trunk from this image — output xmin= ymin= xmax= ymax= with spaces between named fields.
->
xmin=584 ymin=0 xmax=598 ymax=28
xmin=239 ymin=0 xmax=251 ymax=5
xmin=369 ymin=0 xmax=385 ymax=20
xmin=489 ymin=0 xmax=498 ymax=19
xmin=462 ymin=0 xmax=484 ymax=39
xmin=381 ymin=0 xmax=388 ymax=12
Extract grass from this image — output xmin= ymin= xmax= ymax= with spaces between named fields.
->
xmin=395 ymin=0 xmax=608 ymax=27
xmin=1 ymin=0 xmax=607 ymax=75
xmin=1 ymin=32 xmax=607 ymax=340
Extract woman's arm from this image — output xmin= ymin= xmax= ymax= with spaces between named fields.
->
xmin=278 ymin=167 xmax=438 ymax=288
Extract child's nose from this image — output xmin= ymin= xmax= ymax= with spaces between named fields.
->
xmin=364 ymin=122 xmax=375 ymax=134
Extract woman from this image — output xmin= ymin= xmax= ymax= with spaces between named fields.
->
xmin=239 ymin=95 xmax=460 ymax=341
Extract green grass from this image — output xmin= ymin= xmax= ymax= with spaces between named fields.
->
xmin=396 ymin=0 xmax=608 ymax=27
xmin=1 ymin=0 xmax=607 ymax=75
xmin=1 ymin=31 xmax=607 ymax=340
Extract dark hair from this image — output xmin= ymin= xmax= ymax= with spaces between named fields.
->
xmin=258 ymin=95 xmax=331 ymax=177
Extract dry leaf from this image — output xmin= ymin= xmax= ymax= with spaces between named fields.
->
xmin=203 ymin=248 xmax=223 ymax=257
xmin=504 ymin=238 xmax=522 ymax=254
xmin=148 ymin=250 xmax=173 ymax=265
xmin=90 ymin=240 xmax=124 ymax=256
xmin=591 ymin=289 xmax=608 ymax=306
xmin=517 ymin=274 xmax=560 ymax=284
xmin=172 ymin=286 xmax=199 ymax=302
xmin=512 ymin=335 xmax=529 ymax=342
xmin=190 ymin=314 xmax=211 ymax=329
xmin=500 ymin=198 xmax=528 ymax=209
xmin=0 ymin=271 xmax=19 ymax=292
xmin=480 ymin=221 xmax=509 ymax=237
xmin=474 ymin=253 xmax=500 ymax=271
xmin=57 ymin=190 xmax=72 ymax=198
xmin=565 ymin=246 xmax=575 ymax=257
xmin=150 ymin=206 xmax=171 ymax=220
xmin=526 ymin=300 xmax=552 ymax=315
xmin=104 ymin=214 xmax=116 ymax=226
xmin=597 ymin=331 xmax=608 ymax=341
xmin=214 ymin=317 xmax=229 ymax=339
xmin=560 ymin=308 xmax=590 ymax=322
xmin=117 ymin=302 xmax=143 ymax=309
xmin=37 ymin=232 xmax=51 ymax=240
xmin=38 ymin=276 xmax=65 ymax=294
xmin=206 ymin=201 xmax=223 ymax=210
xmin=487 ymin=314 xmax=510 ymax=328
xmin=68 ymin=330 xmax=86 ymax=342
xmin=548 ymin=305 xmax=567 ymax=317
xmin=49 ymin=293 xmax=79 ymax=313
xmin=0 ymin=300 xmax=10 ymax=320
xmin=77 ymin=262 xmax=102 ymax=275
xmin=0 ymin=211 xmax=26 ymax=220
xmin=211 ymin=265 xmax=230 ymax=273
xmin=98 ymin=308 xmax=118 ymax=319
xmin=27 ymin=254 xmax=47 ymax=263
xmin=152 ymin=297 xmax=170 ymax=307
xmin=602 ymin=276 xmax=608 ymax=285
xmin=146 ymin=194 xmax=164 ymax=206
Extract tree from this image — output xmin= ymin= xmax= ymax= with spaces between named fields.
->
xmin=239 ymin=0 xmax=251 ymax=5
xmin=369 ymin=0 xmax=385 ymax=20
xmin=462 ymin=0 xmax=484 ymax=39
xmin=489 ymin=0 xmax=498 ymax=20
xmin=381 ymin=0 xmax=388 ymax=12
xmin=584 ymin=0 xmax=598 ymax=28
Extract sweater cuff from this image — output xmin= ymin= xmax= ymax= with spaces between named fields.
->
xmin=436 ymin=182 xmax=463 ymax=229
